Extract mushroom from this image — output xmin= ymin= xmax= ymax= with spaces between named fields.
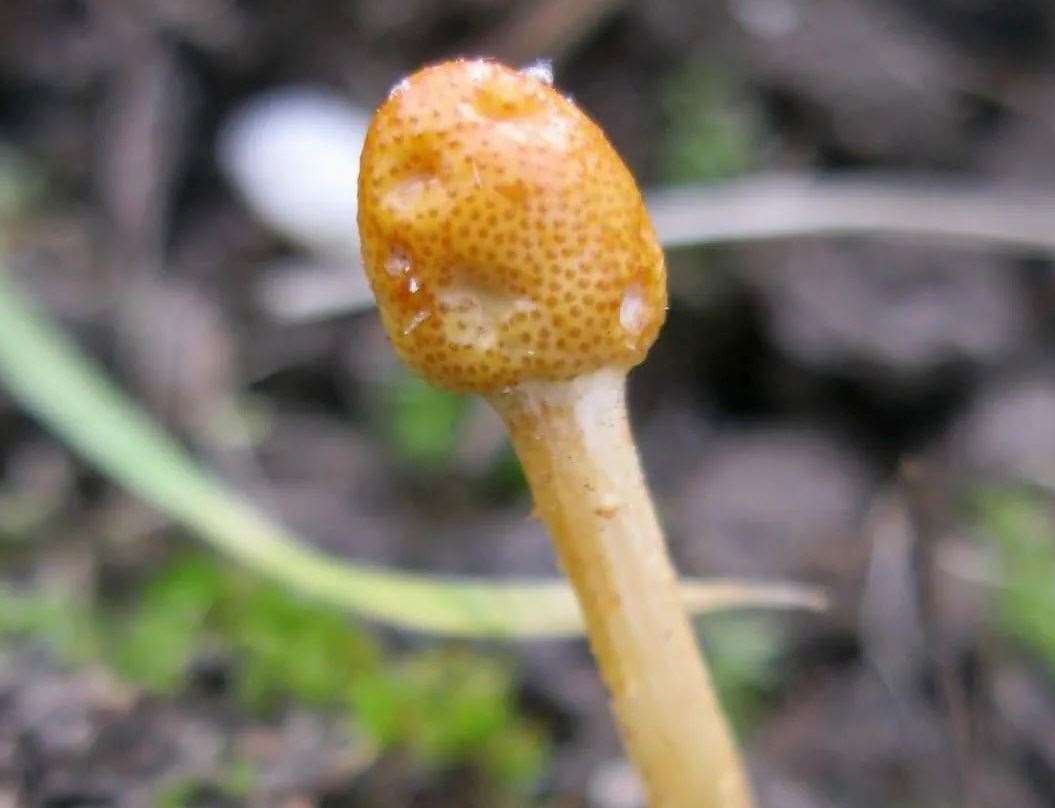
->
xmin=358 ymin=59 xmax=751 ymax=807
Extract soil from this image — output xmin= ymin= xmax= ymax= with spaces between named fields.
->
xmin=4 ymin=1 xmax=1055 ymax=806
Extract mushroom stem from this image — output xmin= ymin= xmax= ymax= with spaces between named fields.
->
xmin=489 ymin=367 xmax=752 ymax=808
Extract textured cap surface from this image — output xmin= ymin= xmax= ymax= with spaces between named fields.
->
xmin=358 ymin=59 xmax=667 ymax=393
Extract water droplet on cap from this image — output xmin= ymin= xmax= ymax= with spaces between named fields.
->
xmin=619 ymin=283 xmax=648 ymax=335
xmin=385 ymin=249 xmax=411 ymax=277
xmin=521 ymin=59 xmax=554 ymax=86
xmin=402 ymin=309 xmax=430 ymax=335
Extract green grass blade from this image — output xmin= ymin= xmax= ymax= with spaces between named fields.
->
xmin=0 ymin=270 xmax=824 ymax=637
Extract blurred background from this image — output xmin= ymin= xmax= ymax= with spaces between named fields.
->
xmin=3 ymin=1 xmax=1055 ymax=805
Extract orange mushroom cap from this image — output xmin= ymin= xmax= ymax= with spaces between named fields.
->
xmin=358 ymin=59 xmax=667 ymax=394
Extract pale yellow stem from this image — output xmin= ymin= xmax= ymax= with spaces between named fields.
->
xmin=488 ymin=367 xmax=753 ymax=808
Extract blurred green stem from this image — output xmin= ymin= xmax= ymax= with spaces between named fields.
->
xmin=0 ymin=269 xmax=823 ymax=637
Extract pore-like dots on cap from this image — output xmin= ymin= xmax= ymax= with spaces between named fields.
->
xmin=358 ymin=59 xmax=667 ymax=393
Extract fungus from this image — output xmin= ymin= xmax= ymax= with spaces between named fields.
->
xmin=358 ymin=59 xmax=751 ymax=807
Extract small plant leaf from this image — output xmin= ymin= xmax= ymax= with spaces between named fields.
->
xmin=0 ymin=270 xmax=824 ymax=637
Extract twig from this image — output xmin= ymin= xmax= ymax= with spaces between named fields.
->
xmin=259 ymin=172 xmax=1055 ymax=323
xmin=649 ymin=172 xmax=1055 ymax=251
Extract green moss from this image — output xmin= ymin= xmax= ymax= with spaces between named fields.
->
xmin=110 ymin=555 xmax=226 ymax=690
xmin=383 ymin=371 xmax=529 ymax=501
xmin=156 ymin=760 xmax=256 ymax=808
xmin=350 ymin=649 xmax=545 ymax=788
xmin=1 ymin=552 xmax=547 ymax=794
xmin=387 ymin=372 xmax=468 ymax=471
xmin=703 ymin=614 xmax=786 ymax=736
xmin=975 ymin=487 xmax=1055 ymax=670
xmin=476 ymin=441 xmax=528 ymax=502
xmin=0 ymin=584 xmax=102 ymax=663
xmin=660 ymin=62 xmax=761 ymax=184
xmin=231 ymin=577 xmax=382 ymax=711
